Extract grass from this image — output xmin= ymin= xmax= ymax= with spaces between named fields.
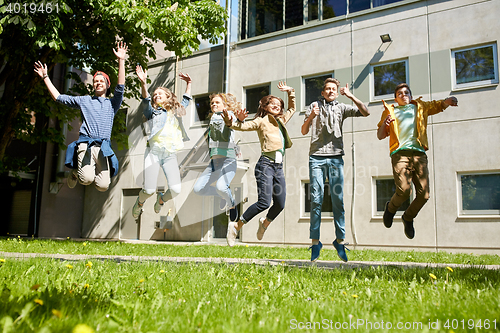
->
xmin=1 ymin=237 xmax=500 ymax=266
xmin=0 ymin=239 xmax=499 ymax=332
xmin=0 ymin=257 xmax=499 ymax=333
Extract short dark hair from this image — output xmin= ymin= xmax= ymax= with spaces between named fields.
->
xmin=323 ymin=78 xmax=340 ymax=91
xmin=394 ymin=83 xmax=412 ymax=98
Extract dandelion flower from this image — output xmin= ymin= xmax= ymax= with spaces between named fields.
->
xmin=66 ymin=264 xmax=73 ymax=269
xmin=446 ymin=266 xmax=454 ymax=273
xmin=246 ymin=245 xmax=249 ymax=247
xmin=139 ymin=279 xmax=145 ymax=283
xmin=52 ymin=309 xmax=62 ymax=318
xmin=83 ymin=242 xmax=87 ymax=247
xmin=34 ymin=299 xmax=44 ymax=305
xmin=429 ymin=273 xmax=437 ymax=280
xmin=160 ymin=270 xmax=165 ymax=273
xmin=85 ymin=261 xmax=93 ymax=269
xmin=352 ymin=294 xmax=358 ymax=298
xmin=72 ymin=324 xmax=95 ymax=333
xmin=84 ymin=284 xmax=90 ymax=289
xmin=0 ymin=259 xmax=5 ymax=263
xmin=342 ymin=291 xmax=347 ymax=295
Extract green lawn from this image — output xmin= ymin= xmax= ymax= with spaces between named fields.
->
xmin=1 ymin=258 xmax=499 ymax=333
xmin=0 ymin=239 xmax=499 ymax=332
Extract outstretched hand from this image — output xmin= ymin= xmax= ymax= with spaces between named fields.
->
xmin=339 ymin=83 xmax=353 ymax=98
xmin=235 ymin=108 xmax=248 ymax=122
xmin=222 ymin=109 xmax=233 ymax=126
xmin=445 ymin=96 xmax=458 ymax=107
xmin=136 ymin=65 xmax=147 ymax=84
xmin=277 ymin=81 xmax=294 ymax=92
xmin=113 ymin=41 xmax=128 ymax=60
xmin=179 ymin=72 xmax=192 ymax=84
xmin=34 ymin=61 xmax=48 ymax=78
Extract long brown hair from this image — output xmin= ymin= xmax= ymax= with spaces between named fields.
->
xmin=152 ymin=87 xmax=186 ymax=117
xmin=255 ymin=95 xmax=284 ymax=118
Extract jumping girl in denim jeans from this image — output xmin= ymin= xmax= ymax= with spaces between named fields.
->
xmin=132 ymin=65 xmax=192 ymax=218
xmin=193 ymin=93 xmax=240 ymax=221
xmin=223 ymin=81 xmax=296 ymax=247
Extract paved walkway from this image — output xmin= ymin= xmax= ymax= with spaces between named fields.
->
xmin=1 ymin=251 xmax=499 ymax=271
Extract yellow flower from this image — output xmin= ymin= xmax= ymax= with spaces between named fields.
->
xmin=343 ymin=291 xmax=347 ymax=295
xmin=52 ymin=309 xmax=62 ymax=318
xmin=85 ymin=261 xmax=93 ymax=269
xmin=352 ymin=294 xmax=359 ymax=298
xmin=66 ymin=264 xmax=73 ymax=269
xmin=446 ymin=266 xmax=454 ymax=273
xmin=160 ymin=270 xmax=165 ymax=273
xmin=139 ymin=279 xmax=145 ymax=283
xmin=429 ymin=273 xmax=437 ymax=280
xmin=83 ymin=242 xmax=87 ymax=246
xmin=34 ymin=299 xmax=44 ymax=305
xmin=72 ymin=324 xmax=95 ymax=333
xmin=246 ymin=244 xmax=249 ymax=247
xmin=84 ymin=284 xmax=90 ymax=289
xmin=0 ymin=259 xmax=5 ymax=263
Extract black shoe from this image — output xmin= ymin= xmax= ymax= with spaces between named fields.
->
xmin=229 ymin=206 xmax=239 ymax=222
xmin=402 ymin=215 xmax=415 ymax=239
xmin=383 ymin=201 xmax=395 ymax=228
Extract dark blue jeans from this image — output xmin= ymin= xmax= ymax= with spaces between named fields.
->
xmin=241 ymin=156 xmax=286 ymax=224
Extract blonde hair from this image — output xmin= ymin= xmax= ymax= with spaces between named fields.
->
xmin=209 ymin=93 xmax=242 ymax=117
xmin=152 ymin=87 xmax=186 ymax=117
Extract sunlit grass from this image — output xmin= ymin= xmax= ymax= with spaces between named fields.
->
xmin=0 ymin=256 xmax=499 ymax=332
xmin=1 ymin=238 xmax=499 ymax=266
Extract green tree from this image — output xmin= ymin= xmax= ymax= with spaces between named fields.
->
xmin=0 ymin=0 xmax=227 ymax=173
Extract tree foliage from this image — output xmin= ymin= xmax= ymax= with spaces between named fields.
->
xmin=0 ymin=0 xmax=227 ymax=173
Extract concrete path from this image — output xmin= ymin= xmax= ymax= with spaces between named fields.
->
xmin=1 ymin=251 xmax=499 ymax=271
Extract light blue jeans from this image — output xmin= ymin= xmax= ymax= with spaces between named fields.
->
xmin=193 ymin=157 xmax=237 ymax=207
xmin=309 ymin=155 xmax=345 ymax=241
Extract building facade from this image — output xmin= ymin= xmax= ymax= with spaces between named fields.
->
xmin=30 ymin=0 xmax=500 ymax=253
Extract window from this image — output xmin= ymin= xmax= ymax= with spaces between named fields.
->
xmin=374 ymin=178 xmax=410 ymax=215
xmin=459 ymin=173 xmax=500 ymax=215
xmin=193 ymin=95 xmax=212 ymax=125
xmin=349 ymin=0 xmax=370 ymax=13
xmin=372 ymin=60 xmax=408 ymax=101
xmin=304 ymin=182 xmax=334 ymax=217
xmin=323 ymin=0 xmax=347 ymax=19
xmin=285 ymin=0 xmax=303 ymax=29
xmin=304 ymin=74 xmax=333 ymax=107
xmin=240 ymin=0 xmax=403 ymax=40
xmin=452 ymin=44 xmax=498 ymax=89
xmin=245 ymin=85 xmax=270 ymax=114
xmin=244 ymin=0 xmax=283 ymax=38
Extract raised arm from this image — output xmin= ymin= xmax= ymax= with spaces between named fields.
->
xmin=34 ymin=61 xmax=60 ymax=101
xmin=136 ymin=65 xmax=148 ymax=98
xmin=113 ymin=41 xmax=128 ymax=85
xmin=340 ymin=83 xmax=369 ymax=116
xmin=179 ymin=72 xmax=192 ymax=96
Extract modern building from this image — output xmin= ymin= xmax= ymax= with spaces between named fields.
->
xmin=14 ymin=0 xmax=499 ymax=254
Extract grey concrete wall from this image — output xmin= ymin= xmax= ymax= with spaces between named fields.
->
xmin=76 ymin=0 xmax=499 ymax=253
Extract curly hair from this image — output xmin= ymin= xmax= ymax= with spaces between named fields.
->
xmin=255 ymin=95 xmax=284 ymax=118
xmin=151 ymin=87 xmax=186 ymax=117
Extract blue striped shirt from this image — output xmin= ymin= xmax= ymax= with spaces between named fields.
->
xmin=57 ymin=84 xmax=125 ymax=139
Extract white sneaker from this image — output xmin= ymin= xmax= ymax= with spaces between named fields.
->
xmin=257 ymin=217 xmax=267 ymax=241
xmin=67 ymin=170 xmax=78 ymax=188
xmin=226 ymin=222 xmax=238 ymax=247
xmin=132 ymin=197 xmax=143 ymax=218
xmin=154 ymin=192 xmax=163 ymax=214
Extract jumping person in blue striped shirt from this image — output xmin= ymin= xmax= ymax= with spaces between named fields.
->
xmin=34 ymin=41 xmax=128 ymax=192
